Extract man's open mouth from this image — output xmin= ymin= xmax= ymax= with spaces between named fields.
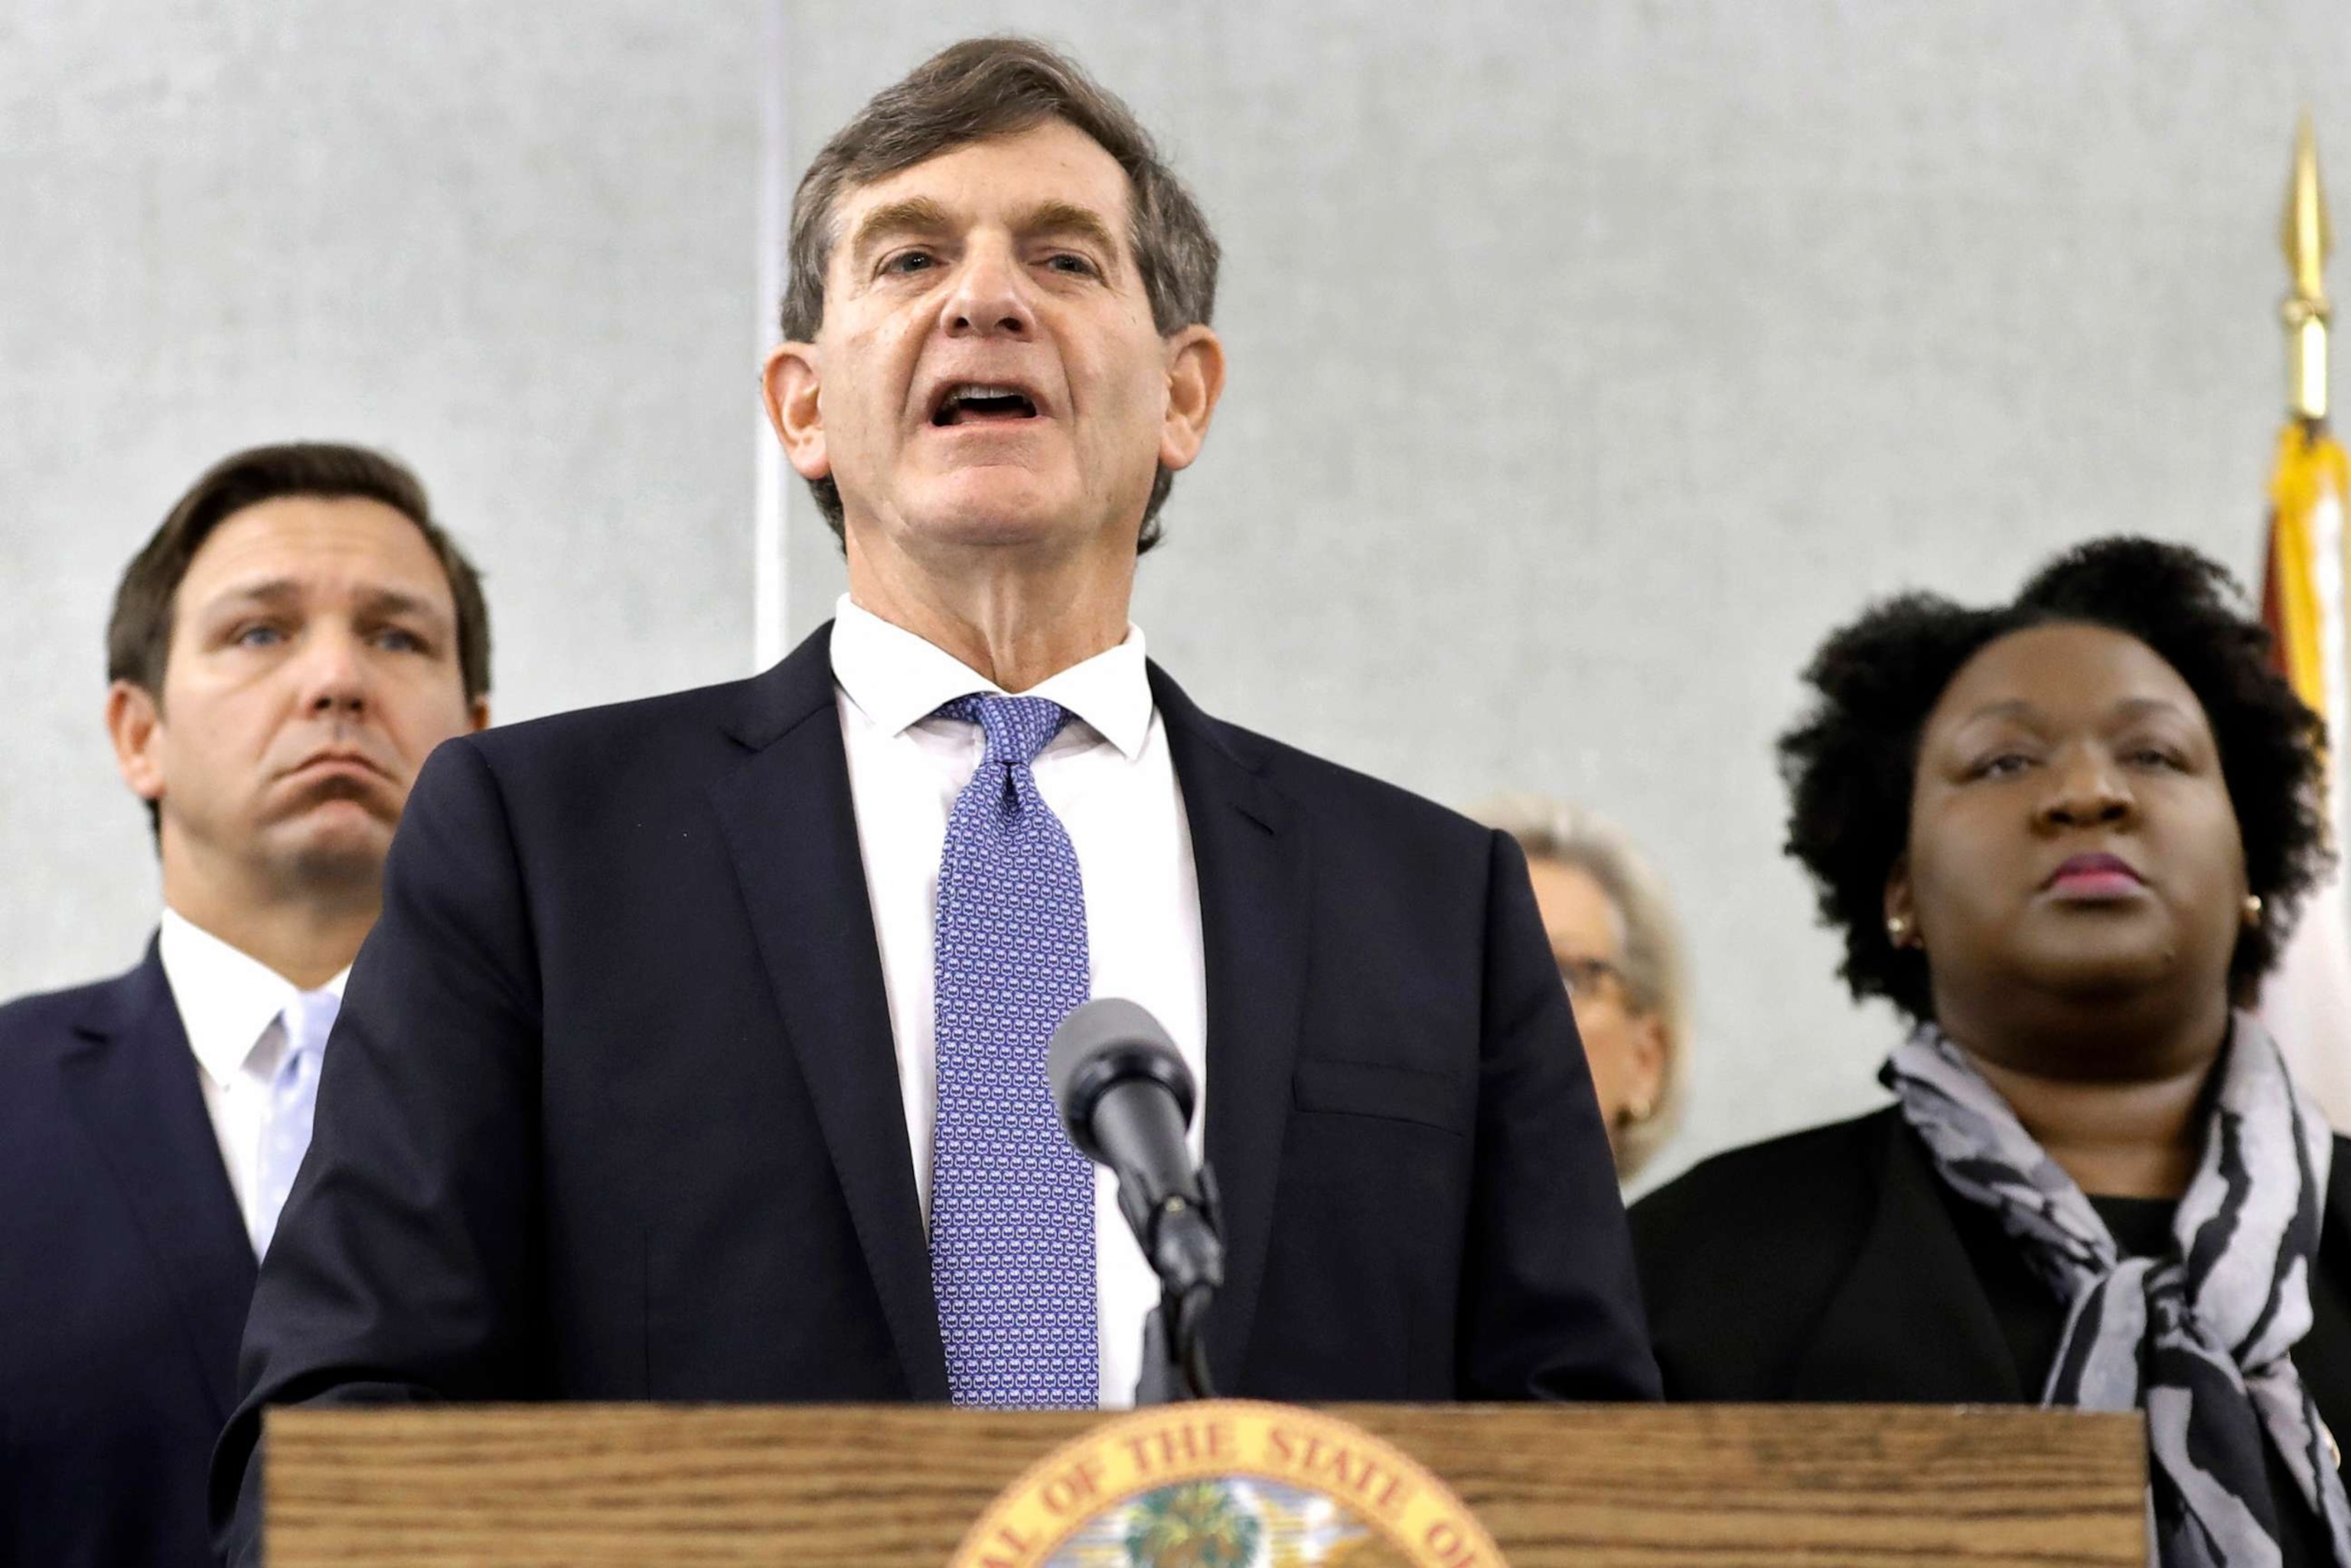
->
xmin=931 ymin=383 xmax=1042 ymax=426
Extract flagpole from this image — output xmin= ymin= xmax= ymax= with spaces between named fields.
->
xmin=2261 ymin=115 xmax=2351 ymax=1130
xmin=2285 ymin=112 xmax=2332 ymax=427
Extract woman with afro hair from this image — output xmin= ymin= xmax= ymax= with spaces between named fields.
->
xmin=1632 ymin=537 xmax=2351 ymax=1567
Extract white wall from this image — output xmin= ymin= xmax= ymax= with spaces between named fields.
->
xmin=8 ymin=1 xmax=2348 ymax=1187
xmin=3 ymin=0 xmax=762 ymax=1001
xmin=779 ymin=1 xmax=2351 ymax=1187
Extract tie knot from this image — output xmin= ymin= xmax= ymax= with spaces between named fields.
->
xmin=282 ymin=989 xmax=341 ymax=1061
xmin=934 ymin=693 xmax=1071 ymax=768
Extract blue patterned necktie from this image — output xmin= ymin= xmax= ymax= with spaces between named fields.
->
xmin=253 ymin=988 xmax=338 ymax=1256
xmin=928 ymin=693 xmax=1097 ymax=1408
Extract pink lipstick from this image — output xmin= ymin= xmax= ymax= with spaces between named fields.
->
xmin=2043 ymin=852 xmax=2147 ymax=901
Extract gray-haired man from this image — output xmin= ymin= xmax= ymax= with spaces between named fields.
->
xmin=217 ymin=39 xmax=1654 ymax=1560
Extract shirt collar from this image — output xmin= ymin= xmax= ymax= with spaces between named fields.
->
xmin=157 ymin=908 xmax=352 ymax=1089
xmin=829 ymin=593 xmax=1153 ymax=761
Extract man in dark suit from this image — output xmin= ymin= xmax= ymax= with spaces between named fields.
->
xmin=0 ymin=443 xmax=490 ymax=1567
xmin=215 ymin=38 xmax=1655 ymax=1559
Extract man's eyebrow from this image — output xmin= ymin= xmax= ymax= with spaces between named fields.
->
xmin=843 ymin=195 xmax=1128 ymax=275
xmin=846 ymin=197 xmax=955 ymax=269
xmin=351 ymin=586 xmax=451 ymax=625
xmin=1013 ymin=200 xmax=1124 ymax=264
xmin=197 ymin=578 xmax=449 ymax=626
xmin=197 ymin=578 xmax=303 ymax=614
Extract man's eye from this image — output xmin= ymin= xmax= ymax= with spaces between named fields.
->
xmin=2127 ymin=745 xmax=2186 ymax=771
xmin=1971 ymin=752 xmax=2033 ymax=779
xmin=375 ymin=628 xmax=426 ymax=654
xmin=882 ymin=250 xmax=936 ymax=275
xmin=1045 ymin=253 xmax=1099 ymax=277
xmin=233 ymin=624 xmax=285 ymax=648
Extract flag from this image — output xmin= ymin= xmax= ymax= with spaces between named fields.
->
xmin=2258 ymin=420 xmax=2351 ymax=1128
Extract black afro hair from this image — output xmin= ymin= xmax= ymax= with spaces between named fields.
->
xmin=1778 ymin=536 xmax=2332 ymax=1020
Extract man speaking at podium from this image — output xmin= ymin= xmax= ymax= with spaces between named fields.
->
xmin=216 ymin=35 xmax=1655 ymax=1554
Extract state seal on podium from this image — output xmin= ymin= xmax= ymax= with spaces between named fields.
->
xmin=950 ymin=1400 xmax=1507 ymax=1567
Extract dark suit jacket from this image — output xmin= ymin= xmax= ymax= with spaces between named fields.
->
xmin=1631 ymin=1106 xmax=2351 ymax=1421
xmin=215 ymin=624 xmax=1658 ymax=1559
xmin=2 ymin=946 xmax=255 ymax=1568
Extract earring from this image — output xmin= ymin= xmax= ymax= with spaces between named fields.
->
xmin=2245 ymin=894 xmax=2265 ymax=927
xmin=1886 ymin=914 xmax=1910 ymax=945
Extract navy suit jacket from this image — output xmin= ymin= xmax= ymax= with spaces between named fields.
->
xmin=2 ymin=945 xmax=253 ymax=1568
xmin=215 ymin=625 xmax=1658 ymax=1559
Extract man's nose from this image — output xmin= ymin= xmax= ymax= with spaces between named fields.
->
xmin=938 ymin=246 xmax=1035 ymax=339
xmin=2039 ymin=745 xmax=2133 ymax=829
xmin=297 ymin=628 xmax=371 ymax=717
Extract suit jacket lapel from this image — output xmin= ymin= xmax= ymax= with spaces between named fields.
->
xmin=710 ymin=623 xmax=949 ymax=1400
xmin=1152 ymin=665 xmax=1311 ymax=1394
xmin=1787 ymin=1109 xmax=2024 ymax=1401
xmin=58 ymin=945 xmax=257 ymax=1422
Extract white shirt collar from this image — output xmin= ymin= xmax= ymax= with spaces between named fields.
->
xmin=157 ymin=908 xmax=352 ymax=1090
xmin=828 ymin=593 xmax=1153 ymax=761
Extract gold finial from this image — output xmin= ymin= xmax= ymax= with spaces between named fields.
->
xmin=2283 ymin=112 xmax=2333 ymax=422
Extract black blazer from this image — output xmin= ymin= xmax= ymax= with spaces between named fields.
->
xmin=214 ymin=624 xmax=1658 ymax=1558
xmin=1 ymin=946 xmax=256 ymax=1568
xmin=1631 ymin=1106 xmax=2351 ymax=1422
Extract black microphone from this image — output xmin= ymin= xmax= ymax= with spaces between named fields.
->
xmin=1046 ymin=999 xmax=1224 ymax=1301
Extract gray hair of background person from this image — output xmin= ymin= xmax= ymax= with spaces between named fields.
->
xmin=778 ymin=34 xmax=1221 ymax=553
xmin=1474 ymin=794 xmax=1692 ymax=1178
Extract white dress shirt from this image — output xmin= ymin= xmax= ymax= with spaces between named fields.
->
xmin=829 ymin=594 xmax=1208 ymax=1408
xmin=157 ymin=908 xmax=351 ymax=1256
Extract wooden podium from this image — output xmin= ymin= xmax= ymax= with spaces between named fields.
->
xmin=265 ymin=1402 xmax=2146 ymax=1565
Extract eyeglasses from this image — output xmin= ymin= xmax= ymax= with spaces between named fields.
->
xmin=1557 ymin=957 xmax=1625 ymax=1002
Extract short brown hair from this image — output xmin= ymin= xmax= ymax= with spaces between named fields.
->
xmin=781 ymin=36 xmax=1220 ymax=553
xmin=108 ymin=442 xmax=492 ymax=705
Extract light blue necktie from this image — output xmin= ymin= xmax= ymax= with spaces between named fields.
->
xmin=928 ymin=693 xmax=1097 ymax=1407
xmin=253 ymin=988 xmax=338 ymax=1257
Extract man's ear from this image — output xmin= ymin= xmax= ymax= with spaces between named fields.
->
xmin=106 ymin=680 xmax=166 ymax=805
xmin=1158 ymin=324 xmax=1226 ymax=473
xmin=762 ymin=342 xmax=830 ymax=483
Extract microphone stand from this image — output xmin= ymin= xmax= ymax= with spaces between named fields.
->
xmin=1133 ymin=1166 xmax=1224 ymax=1406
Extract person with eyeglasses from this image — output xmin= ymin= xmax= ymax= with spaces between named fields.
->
xmin=1474 ymin=797 xmax=1691 ymax=1182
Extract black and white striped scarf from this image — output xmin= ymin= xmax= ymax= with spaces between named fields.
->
xmin=1885 ymin=1012 xmax=2351 ymax=1568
